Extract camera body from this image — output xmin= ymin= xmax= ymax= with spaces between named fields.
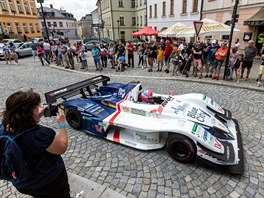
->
xmin=44 ymin=104 xmax=59 ymax=117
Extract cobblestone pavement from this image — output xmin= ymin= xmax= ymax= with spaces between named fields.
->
xmin=0 ymin=57 xmax=263 ymax=198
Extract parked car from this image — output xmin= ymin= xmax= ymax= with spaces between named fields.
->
xmin=84 ymin=40 xmax=107 ymax=51
xmin=15 ymin=41 xmax=33 ymax=58
xmin=2 ymin=39 xmax=23 ymax=44
xmin=0 ymin=43 xmax=5 ymax=59
xmin=31 ymin=37 xmax=44 ymax=44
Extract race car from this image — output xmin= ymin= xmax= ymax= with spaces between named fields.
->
xmin=45 ymin=75 xmax=244 ymax=174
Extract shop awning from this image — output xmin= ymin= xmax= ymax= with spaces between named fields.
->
xmin=244 ymin=7 xmax=264 ymax=26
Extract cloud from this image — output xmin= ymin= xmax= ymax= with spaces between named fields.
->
xmin=36 ymin=0 xmax=97 ymax=20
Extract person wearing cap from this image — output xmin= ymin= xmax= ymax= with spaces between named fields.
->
xmin=180 ymin=44 xmax=192 ymax=77
xmin=241 ymin=40 xmax=258 ymax=79
xmin=204 ymin=40 xmax=219 ymax=78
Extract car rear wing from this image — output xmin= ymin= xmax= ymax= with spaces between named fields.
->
xmin=45 ymin=75 xmax=110 ymax=104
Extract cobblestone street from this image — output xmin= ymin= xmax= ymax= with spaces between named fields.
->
xmin=0 ymin=56 xmax=263 ymax=198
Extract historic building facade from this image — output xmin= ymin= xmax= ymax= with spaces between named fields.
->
xmin=202 ymin=0 xmax=264 ymax=51
xmin=0 ymin=0 xmax=41 ymax=40
xmin=98 ymin=0 xmax=147 ymax=41
xmin=38 ymin=4 xmax=77 ymax=39
xmin=147 ymin=0 xmax=202 ymax=31
xmin=77 ymin=14 xmax=93 ymax=39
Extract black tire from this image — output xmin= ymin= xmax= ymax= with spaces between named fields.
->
xmin=166 ymin=134 xmax=197 ymax=163
xmin=65 ymin=108 xmax=82 ymax=130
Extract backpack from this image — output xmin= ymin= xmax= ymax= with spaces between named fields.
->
xmin=0 ymin=124 xmax=39 ymax=185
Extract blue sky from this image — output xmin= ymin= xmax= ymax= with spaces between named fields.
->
xmin=35 ymin=0 xmax=97 ymax=20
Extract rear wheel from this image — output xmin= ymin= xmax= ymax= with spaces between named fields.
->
xmin=166 ymin=134 xmax=196 ymax=163
xmin=65 ymin=108 xmax=82 ymax=130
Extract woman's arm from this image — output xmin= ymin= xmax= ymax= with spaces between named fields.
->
xmin=46 ymin=110 xmax=68 ymax=155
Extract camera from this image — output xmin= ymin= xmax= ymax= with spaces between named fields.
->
xmin=44 ymin=104 xmax=59 ymax=117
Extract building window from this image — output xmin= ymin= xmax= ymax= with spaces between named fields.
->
xmin=144 ymin=14 xmax=147 ymax=26
xmin=140 ymin=0 xmax=142 ymax=6
xmin=182 ymin=0 xmax=187 ymax=13
xmin=162 ymin=1 xmax=166 ymax=16
xmin=36 ymin=23 xmax=40 ymax=32
xmin=132 ymin=17 xmax=136 ymax=26
xmin=59 ymin=22 xmax=63 ymax=27
xmin=140 ymin=16 xmax=142 ymax=26
xmin=154 ymin=4 xmax=157 ymax=18
xmin=31 ymin=3 xmax=35 ymax=14
xmin=131 ymin=0 xmax=135 ymax=8
xmin=41 ymin=22 xmax=45 ymax=27
xmin=47 ymin=22 xmax=51 ymax=27
xmin=16 ymin=0 xmax=22 ymax=12
xmin=136 ymin=16 xmax=139 ymax=26
xmin=118 ymin=0 xmax=123 ymax=7
xmin=119 ymin=16 xmax=125 ymax=26
xmin=15 ymin=22 xmax=21 ymax=33
xmin=8 ymin=0 xmax=15 ymax=12
xmin=170 ymin=0 xmax=174 ymax=15
xmin=23 ymin=23 xmax=28 ymax=33
xmin=53 ymin=22 xmax=57 ymax=28
xmin=193 ymin=0 xmax=198 ymax=12
xmin=24 ymin=2 xmax=29 ymax=13
xmin=149 ymin=5 xmax=152 ymax=18
xmin=30 ymin=23 xmax=34 ymax=33
xmin=144 ymin=0 xmax=146 ymax=5
xmin=120 ymin=31 xmax=125 ymax=40
xmin=7 ymin=22 xmax=13 ymax=33
xmin=0 ymin=0 xmax=7 ymax=10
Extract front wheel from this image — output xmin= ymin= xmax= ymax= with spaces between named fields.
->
xmin=65 ymin=107 xmax=82 ymax=130
xmin=166 ymin=134 xmax=196 ymax=163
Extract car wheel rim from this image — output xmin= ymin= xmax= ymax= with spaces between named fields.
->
xmin=171 ymin=141 xmax=189 ymax=158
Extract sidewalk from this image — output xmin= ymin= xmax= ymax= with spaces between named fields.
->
xmin=49 ymin=55 xmax=264 ymax=92
xmin=68 ymin=173 xmax=125 ymax=198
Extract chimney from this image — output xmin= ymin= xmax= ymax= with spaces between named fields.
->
xmin=50 ymin=4 xmax=53 ymax=9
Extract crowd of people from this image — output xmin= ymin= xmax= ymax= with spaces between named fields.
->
xmin=2 ymin=36 xmax=264 ymax=87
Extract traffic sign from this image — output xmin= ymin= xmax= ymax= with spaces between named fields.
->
xmin=193 ymin=21 xmax=203 ymax=37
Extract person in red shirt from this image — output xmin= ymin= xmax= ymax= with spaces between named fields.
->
xmin=126 ymin=41 xmax=134 ymax=68
xmin=164 ymin=40 xmax=173 ymax=73
xmin=212 ymin=43 xmax=228 ymax=80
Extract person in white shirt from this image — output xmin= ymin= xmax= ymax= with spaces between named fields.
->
xmin=43 ymin=39 xmax=51 ymax=61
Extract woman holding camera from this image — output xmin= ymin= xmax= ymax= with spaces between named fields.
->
xmin=1 ymin=90 xmax=70 ymax=198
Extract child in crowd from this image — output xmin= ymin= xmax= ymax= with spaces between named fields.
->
xmin=81 ymin=51 xmax=88 ymax=69
xmin=3 ymin=42 xmax=11 ymax=64
xmin=233 ymin=54 xmax=243 ymax=84
xmin=116 ymin=55 xmax=126 ymax=72
xmin=37 ymin=44 xmax=50 ymax=66
xmin=229 ymin=46 xmax=239 ymax=79
xmin=170 ymin=47 xmax=182 ymax=76
xmin=9 ymin=43 xmax=18 ymax=65
xmin=257 ymin=54 xmax=264 ymax=87
xmin=157 ymin=46 xmax=164 ymax=72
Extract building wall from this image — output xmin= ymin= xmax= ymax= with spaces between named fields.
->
xmin=0 ymin=0 xmax=42 ymax=39
xmin=203 ymin=0 xmax=264 ymax=50
xmin=100 ymin=0 xmax=147 ymax=41
xmin=148 ymin=0 xmax=201 ymax=31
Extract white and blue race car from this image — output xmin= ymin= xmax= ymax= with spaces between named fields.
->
xmin=45 ymin=75 xmax=244 ymax=174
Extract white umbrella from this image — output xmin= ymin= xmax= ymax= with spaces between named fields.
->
xmin=158 ymin=22 xmax=187 ymax=37
xmin=176 ymin=18 xmax=241 ymax=37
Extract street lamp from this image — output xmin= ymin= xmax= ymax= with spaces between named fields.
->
xmin=117 ymin=20 xmax=120 ymax=40
xmin=37 ymin=0 xmax=50 ymax=44
xmin=97 ymin=23 xmax=101 ymax=42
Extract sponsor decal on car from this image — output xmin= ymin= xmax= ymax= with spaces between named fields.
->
xmin=123 ymin=107 xmax=129 ymax=112
xmin=82 ymin=116 xmax=92 ymax=121
xmin=202 ymin=95 xmax=206 ymax=101
xmin=192 ymin=123 xmax=198 ymax=134
xmin=214 ymin=139 xmax=222 ymax=149
xmin=95 ymin=125 xmax=104 ymax=133
xmin=84 ymin=103 xmax=94 ymax=109
xmin=49 ymin=88 xmax=68 ymax=96
xmin=203 ymin=131 xmax=208 ymax=141
xmin=59 ymin=104 xmax=65 ymax=109
xmin=187 ymin=107 xmax=210 ymax=122
xmin=77 ymin=107 xmax=85 ymax=112
xmin=98 ymin=122 xmax=106 ymax=127
xmin=161 ymin=96 xmax=174 ymax=107
xmin=131 ymin=108 xmax=146 ymax=116
xmin=172 ymin=103 xmax=188 ymax=115
xmin=101 ymin=100 xmax=107 ymax=106
xmin=101 ymin=100 xmax=116 ymax=109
